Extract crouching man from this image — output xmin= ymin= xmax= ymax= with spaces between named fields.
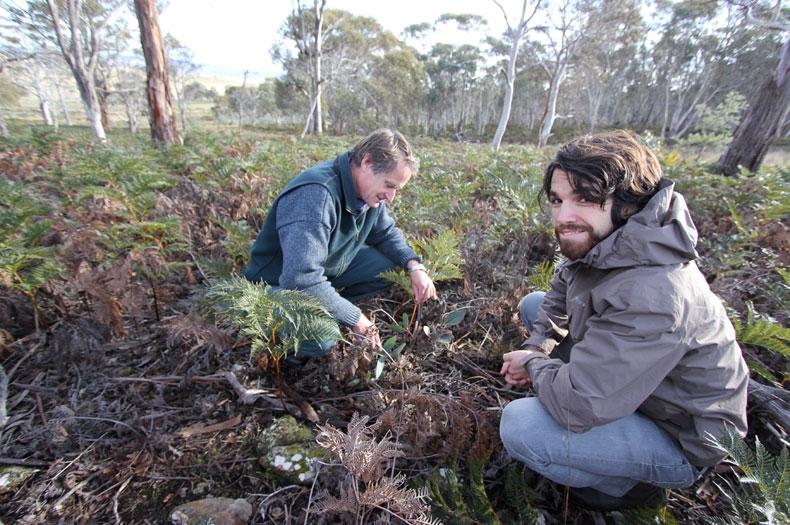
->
xmin=500 ymin=131 xmax=749 ymax=511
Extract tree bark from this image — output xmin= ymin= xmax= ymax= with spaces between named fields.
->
xmin=492 ymin=0 xmax=540 ymax=152
xmin=46 ymin=0 xmax=117 ymax=143
xmin=134 ymin=0 xmax=181 ymax=145
xmin=717 ymin=34 xmax=790 ymax=176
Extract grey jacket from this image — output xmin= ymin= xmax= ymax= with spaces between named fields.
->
xmin=523 ymin=179 xmax=749 ymax=467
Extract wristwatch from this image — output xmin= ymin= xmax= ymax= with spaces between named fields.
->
xmin=407 ymin=263 xmax=427 ymax=274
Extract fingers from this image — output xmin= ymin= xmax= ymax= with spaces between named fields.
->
xmin=411 ymin=273 xmax=437 ymax=304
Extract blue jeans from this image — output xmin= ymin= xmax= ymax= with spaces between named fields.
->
xmin=502 ymin=292 xmax=702 ymax=496
xmin=286 ymin=246 xmax=396 ymax=357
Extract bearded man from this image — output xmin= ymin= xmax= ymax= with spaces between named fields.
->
xmin=499 ymin=130 xmax=749 ymax=511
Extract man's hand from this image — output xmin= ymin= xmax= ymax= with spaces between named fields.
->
xmin=407 ymin=263 xmax=437 ymax=304
xmin=353 ymin=313 xmax=381 ymax=349
xmin=500 ymin=350 xmax=541 ymax=387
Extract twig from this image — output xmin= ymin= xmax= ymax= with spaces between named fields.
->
xmin=112 ymin=475 xmax=133 ymax=524
xmin=36 ymin=394 xmax=47 ymax=425
xmin=224 ymin=371 xmax=279 ymax=405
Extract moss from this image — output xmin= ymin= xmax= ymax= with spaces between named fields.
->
xmin=254 ymin=415 xmax=328 ymax=485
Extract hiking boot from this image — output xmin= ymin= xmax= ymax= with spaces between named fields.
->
xmin=569 ymin=482 xmax=667 ymax=512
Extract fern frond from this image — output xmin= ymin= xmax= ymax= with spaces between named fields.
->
xmin=380 ymin=229 xmax=464 ymax=296
xmin=713 ymin=430 xmax=790 ymax=524
xmin=504 ymin=462 xmax=539 ymax=523
xmin=731 ymin=302 xmax=790 ymax=362
xmin=467 ymin=450 xmax=502 ymax=525
xmin=315 ymin=413 xmax=433 ymax=524
xmin=203 ymin=275 xmax=341 ymax=359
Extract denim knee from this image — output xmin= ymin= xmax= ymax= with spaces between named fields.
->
xmin=519 ymin=291 xmax=546 ymax=332
xmin=500 ymin=398 xmax=553 ymax=469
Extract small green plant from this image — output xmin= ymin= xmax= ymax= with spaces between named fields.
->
xmin=730 ymin=302 xmax=790 ymax=386
xmin=525 ymin=257 xmax=558 ymax=291
xmin=204 ymin=274 xmax=342 ymax=364
xmin=378 ymin=229 xmax=464 ymax=296
xmin=704 ymin=430 xmax=790 ymax=525
xmin=212 ymin=217 xmax=255 ymax=274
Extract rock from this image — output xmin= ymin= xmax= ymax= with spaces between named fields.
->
xmin=254 ymin=414 xmax=327 ymax=484
xmin=0 ymin=466 xmax=40 ymax=495
xmin=170 ymin=497 xmax=252 ymax=525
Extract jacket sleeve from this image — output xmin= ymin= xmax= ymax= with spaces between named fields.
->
xmin=276 ymin=185 xmax=361 ymax=327
xmin=524 ymin=265 xmax=570 ymax=353
xmin=364 ymin=204 xmax=420 ymax=268
xmin=527 ymin=270 xmax=688 ymax=433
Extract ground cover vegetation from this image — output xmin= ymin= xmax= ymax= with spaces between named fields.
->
xmin=0 ymin=127 xmax=789 ymax=524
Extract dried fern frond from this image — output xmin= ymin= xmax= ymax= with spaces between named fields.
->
xmin=316 ymin=413 xmax=403 ymax=484
xmin=161 ymin=311 xmax=233 ymax=352
xmin=314 ymin=413 xmax=434 ymax=524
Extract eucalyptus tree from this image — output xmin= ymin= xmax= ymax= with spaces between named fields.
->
xmin=274 ymin=0 xmax=327 ymax=136
xmin=649 ymin=0 xmax=737 ymax=141
xmin=5 ymin=0 xmax=129 ymax=142
xmin=0 ymin=74 xmax=25 ymax=137
xmin=114 ymin=54 xmax=146 ymax=133
xmin=491 ymin=0 xmax=542 ymax=151
xmin=718 ymin=0 xmax=790 ymax=175
xmin=164 ymin=34 xmax=199 ymax=132
xmin=534 ymin=0 xmax=586 ymax=147
xmin=274 ymin=8 xmax=426 ymax=135
xmin=134 ymin=0 xmax=180 ymax=145
xmin=367 ymin=47 xmax=428 ymax=131
xmin=423 ymin=42 xmax=485 ymax=136
xmin=573 ymin=0 xmax=643 ymax=133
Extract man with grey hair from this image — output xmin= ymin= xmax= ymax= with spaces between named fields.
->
xmin=245 ymin=129 xmax=435 ymax=363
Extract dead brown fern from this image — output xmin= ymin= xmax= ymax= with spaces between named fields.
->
xmin=313 ymin=413 xmax=439 ymax=525
xmin=377 ymin=386 xmax=481 ymax=462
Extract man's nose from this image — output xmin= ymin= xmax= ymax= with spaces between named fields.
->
xmin=555 ymin=203 xmax=577 ymax=224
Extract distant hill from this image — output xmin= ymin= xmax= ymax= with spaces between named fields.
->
xmin=195 ymin=64 xmax=279 ymax=86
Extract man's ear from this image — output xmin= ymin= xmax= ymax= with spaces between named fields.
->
xmin=621 ymin=206 xmax=638 ymax=221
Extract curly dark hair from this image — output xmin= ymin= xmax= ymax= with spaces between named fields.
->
xmin=539 ymin=130 xmax=663 ymax=229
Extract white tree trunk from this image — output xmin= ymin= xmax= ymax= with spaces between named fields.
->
xmin=492 ymin=0 xmax=539 ymax=151
xmin=538 ymin=62 xmax=566 ymax=147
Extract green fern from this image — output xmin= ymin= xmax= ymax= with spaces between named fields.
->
xmin=730 ymin=302 xmax=790 ymax=385
xmin=212 ymin=217 xmax=255 ymax=273
xmin=503 ymin=462 xmax=539 ymax=524
xmin=525 ymin=257 xmax=558 ymax=291
xmin=204 ymin=274 xmax=342 ymax=361
xmin=706 ymin=430 xmax=790 ymax=525
xmin=378 ymin=229 xmax=464 ymax=297
xmin=467 ymin=451 xmax=502 ymax=525
xmin=427 ymin=466 xmax=475 ymax=524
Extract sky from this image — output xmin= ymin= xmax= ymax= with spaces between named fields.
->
xmin=158 ymin=0 xmax=510 ymax=79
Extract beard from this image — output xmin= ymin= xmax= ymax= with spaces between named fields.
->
xmin=555 ymin=226 xmax=607 ymax=260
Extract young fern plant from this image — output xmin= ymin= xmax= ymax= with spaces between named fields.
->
xmin=378 ymin=229 xmax=464 ymax=296
xmin=204 ymin=274 xmax=342 ymax=363
xmin=729 ymin=302 xmax=790 ymax=386
xmin=378 ymin=229 xmax=464 ymax=337
xmin=705 ymin=430 xmax=790 ymax=525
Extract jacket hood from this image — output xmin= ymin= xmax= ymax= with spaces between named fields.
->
xmin=579 ymin=178 xmax=699 ymax=270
